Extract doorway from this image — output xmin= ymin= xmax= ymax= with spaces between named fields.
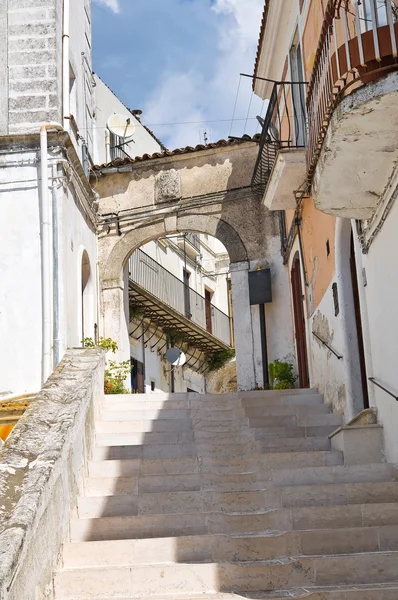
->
xmin=131 ymin=358 xmax=145 ymax=393
xmin=183 ymin=269 xmax=191 ymax=318
xmin=205 ymin=289 xmax=213 ymax=334
xmin=291 ymin=252 xmax=310 ymax=388
xmin=81 ymin=250 xmax=92 ymax=342
xmin=350 ymin=233 xmax=369 ymax=409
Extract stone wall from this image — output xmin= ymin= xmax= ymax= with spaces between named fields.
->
xmin=1 ymin=0 xmax=62 ymax=135
xmin=0 ymin=349 xmax=104 ymax=600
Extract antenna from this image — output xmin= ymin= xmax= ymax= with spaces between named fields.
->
xmin=107 ymin=114 xmax=136 ymax=139
xmin=165 ymin=347 xmax=187 ymax=368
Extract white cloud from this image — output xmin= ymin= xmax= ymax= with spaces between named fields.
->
xmin=93 ymin=0 xmax=120 ymax=13
xmin=143 ymin=0 xmax=265 ymax=149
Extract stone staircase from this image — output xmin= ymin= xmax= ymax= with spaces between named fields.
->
xmin=53 ymin=390 xmax=398 ymax=599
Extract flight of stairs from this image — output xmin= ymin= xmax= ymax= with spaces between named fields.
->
xmin=54 ymin=390 xmax=398 ymax=599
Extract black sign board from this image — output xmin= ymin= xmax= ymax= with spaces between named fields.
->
xmin=249 ymin=269 xmax=272 ymax=305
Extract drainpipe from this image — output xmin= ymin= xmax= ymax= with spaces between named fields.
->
xmin=40 ymin=123 xmax=63 ymax=385
xmin=105 ymin=129 xmax=111 ymax=163
xmin=62 ymin=0 xmax=70 ymax=128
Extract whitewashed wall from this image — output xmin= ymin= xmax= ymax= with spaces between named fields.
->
xmin=93 ymin=75 xmax=162 ymax=166
xmin=0 ymin=150 xmax=97 ymax=396
xmin=357 ymin=196 xmax=398 ymax=463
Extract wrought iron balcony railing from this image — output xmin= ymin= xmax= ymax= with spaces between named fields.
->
xmin=129 ymin=249 xmax=231 ymax=346
xmin=307 ymin=0 xmax=398 ymax=180
xmin=252 ymin=81 xmax=308 ymax=197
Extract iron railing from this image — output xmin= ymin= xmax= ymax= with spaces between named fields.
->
xmin=252 ymin=81 xmax=308 ymax=196
xmin=307 ymin=0 xmax=398 ymax=180
xmin=369 ymin=376 xmax=398 ymax=400
xmin=312 ymin=331 xmax=343 ymax=359
xmin=129 ymin=249 xmax=231 ymax=346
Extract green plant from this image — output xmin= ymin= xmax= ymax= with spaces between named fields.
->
xmin=104 ymin=360 xmax=132 ymax=395
xmin=81 ymin=337 xmax=131 ymax=394
xmin=269 ymin=359 xmax=297 ymax=390
xmin=82 ymin=337 xmax=118 ymax=354
xmin=163 ymin=327 xmax=187 ymax=346
xmin=206 ymin=348 xmax=236 ymax=372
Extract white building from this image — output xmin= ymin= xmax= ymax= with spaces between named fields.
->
xmin=128 ymin=234 xmax=233 ymax=394
xmin=0 ymin=0 xmax=233 ymax=397
xmin=0 ymin=0 xmax=98 ymax=396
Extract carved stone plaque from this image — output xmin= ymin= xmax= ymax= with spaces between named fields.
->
xmin=155 ymin=169 xmax=181 ymax=203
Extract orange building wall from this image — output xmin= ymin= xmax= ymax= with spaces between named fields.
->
xmin=302 ymin=0 xmax=325 ymax=80
xmin=300 ymin=197 xmax=336 ymax=311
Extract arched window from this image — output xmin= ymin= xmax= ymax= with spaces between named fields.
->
xmin=81 ymin=250 xmax=94 ymax=342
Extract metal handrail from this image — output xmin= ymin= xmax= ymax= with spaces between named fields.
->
xmin=369 ymin=377 xmax=398 ymax=401
xmin=129 ymin=249 xmax=231 ymax=345
xmin=252 ymin=81 xmax=308 ymax=196
xmin=312 ymin=331 xmax=342 ymax=359
xmin=306 ymin=0 xmax=398 ymax=181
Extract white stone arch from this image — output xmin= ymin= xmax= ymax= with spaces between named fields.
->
xmin=101 ymin=214 xmax=248 ymax=289
xmin=99 ymin=214 xmax=259 ymax=390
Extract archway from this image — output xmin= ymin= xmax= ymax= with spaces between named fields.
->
xmin=335 ymin=218 xmax=369 ymax=419
xmin=81 ymin=250 xmax=95 ymax=343
xmin=291 ymin=251 xmax=310 ymax=388
xmin=100 ymin=216 xmax=258 ymax=391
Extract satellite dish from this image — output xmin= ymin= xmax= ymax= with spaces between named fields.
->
xmin=107 ymin=114 xmax=135 ymax=139
xmin=165 ymin=347 xmax=187 ymax=367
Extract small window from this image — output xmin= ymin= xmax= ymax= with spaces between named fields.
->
xmin=326 ymin=239 xmax=330 ymax=257
xmin=150 ymin=380 xmax=156 ymax=392
xmin=332 ymin=282 xmax=339 ymax=317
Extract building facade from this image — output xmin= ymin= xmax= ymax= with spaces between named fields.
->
xmin=253 ymin=0 xmax=398 ymax=460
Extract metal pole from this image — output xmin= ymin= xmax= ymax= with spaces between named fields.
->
xmin=259 ymin=304 xmax=269 ymax=386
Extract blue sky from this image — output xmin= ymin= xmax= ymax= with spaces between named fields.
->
xmin=92 ymin=0 xmax=265 ymax=149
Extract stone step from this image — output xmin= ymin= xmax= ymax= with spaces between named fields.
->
xmin=262 ymin=450 xmax=343 ymax=469
xmin=88 ymin=457 xmax=200 ymax=478
xmin=82 ymin=464 xmax=395 ymax=497
xmin=87 ymin=451 xmax=343 ymax=479
xmin=239 ymin=389 xmax=319 ymax=397
xmin=103 ymin=400 xmax=190 ymax=411
xmin=58 ymin=586 xmax=398 ymax=600
xmin=245 ymin=404 xmax=331 ymax=417
xmin=95 ymin=431 xmax=194 ymax=446
xmin=63 ymin=524 xmax=398 ymax=569
xmin=193 ymin=430 xmax=254 ymax=444
xmin=259 ymin=436 xmax=331 ymax=452
xmin=70 ymin=502 xmax=398 ymax=542
xmin=91 ymin=443 xmax=196 ymax=461
xmin=241 ymin=394 xmax=324 ymax=408
xmin=249 ymin=413 xmax=342 ymax=428
xmin=77 ymin=481 xmax=398 ymax=519
xmin=253 ymin=425 xmax=337 ymax=440
xmin=53 ymin=551 xmax=398 ymax=598
xmin=100 ymin=409 xmax=191 ymax=421
xmin=95 ymin=419 xmax=193 ymax=434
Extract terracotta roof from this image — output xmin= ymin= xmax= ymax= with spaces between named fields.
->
xmin=253 ymin=1 xmax=271 ymax=90
xmin=92 ymin=134 xmax=260 ymax=171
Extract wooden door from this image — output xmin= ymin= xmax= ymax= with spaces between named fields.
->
xmin=205 ymin=289 xmax=212 ymax=334
xmin=291 ymin=253 xmax=310 ymax=388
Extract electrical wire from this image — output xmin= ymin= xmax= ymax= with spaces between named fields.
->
xmin=228 ymin=75 xmax=242 ymax=137
xmin=243 ymin=91 xmax=254 ymax=136
xmin=77 ymin=116 xmax=257 ymax=132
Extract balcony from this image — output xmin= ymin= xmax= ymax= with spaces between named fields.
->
xmin=128 ymin=249 xmax=232 ymax=354
xmin=307 ymin=0 xmax=398 ymax=219
xmin=176 ymin=232 xmax=201 ymax=258
xmin=252 ymin=81 xmax=308 ymax=211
